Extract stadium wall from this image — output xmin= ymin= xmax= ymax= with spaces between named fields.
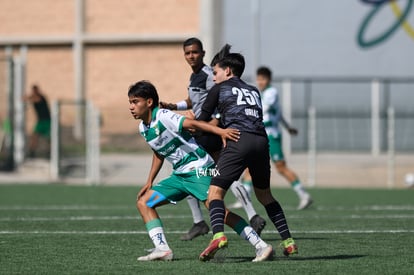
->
xmin=0 ymin=0 xmax=200 ymax=150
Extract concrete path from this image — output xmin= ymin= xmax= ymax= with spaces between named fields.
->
xmin=1 ymin=153 xmax=413 ymax=189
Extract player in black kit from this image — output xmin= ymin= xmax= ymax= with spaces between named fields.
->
xmin=198 ymin=45 xmax=298 ymax=262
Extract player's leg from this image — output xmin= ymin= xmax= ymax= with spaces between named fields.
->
xmin=249 ymin=134 xmax=298 ymax=256
xmin=199 ymin=136 xmax=272 ymax=261
xmin=227 ymin=133 xmax=265 ymax=236
xmin=270 ymin=135 xmax=312 ymax=210
xmin=180 ymin=196 xmax=209 ymax=241
xmin=228 ymin=169 xmax=253 ymax=209
xmin=254 ymin=187 xmax=298 ymax=256
xmin=180 ymin=167 xmax=217 ymax=241
xmin=274 ymin=160 xmax=312 ymax=209
xmin=135 ymin=175 xmax=187 ymax=261
xmin=41 ymin=119 xmax=51 ymax=157
xmin=199 ymin=141 xmax=241 ymax=261
xmin=228 ymin=169 xmax=250 ymax=209
xmin=28 ymin=124 xmax=40 ymax=158
xmin=240 ymin=169 xmax=253 ymax=196
xmin=136 ymin=189 xmax=173 ymax=261
xmin=179 ymin=135 xmax=223 ymax=241
xmin=229 ymin=179 xmax=267 ymax=235
xmin=200 ymin=185 xmax=272 ymax=262
xmin=224 ymin=209 xmax=273 ymax=262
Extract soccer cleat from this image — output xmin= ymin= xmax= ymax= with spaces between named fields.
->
xmin=297 ymin=194 xmax=313 ymax=210
xmin=252 ymin=244 xmax=274 ymax=262
xmin=137 ymin=248 xmax=173 ymax=261
xmin=180 ymin=221 xmax=210 ymax=241
xmin=280 ymin=238 xmax=298 ymax=256
xmin=250 ymin=215 xmax=267 ymax=236
xmin=199 ymin=235 xmax=228 ymax=261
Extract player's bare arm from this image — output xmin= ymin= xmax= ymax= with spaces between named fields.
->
xmin=280 ymin=116 xmax=298 ymax=136
xmin=159 ymin=96 xmax=192 ymax=110
xmin=182 ymin=118 xmax=239 ymax=147
xmin=138 ymin=152 xmax=164 ymax=200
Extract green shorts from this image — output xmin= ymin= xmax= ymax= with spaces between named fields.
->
xmin=151 ymin=166 xmax=214 ymax=203
xmin=34 ymin=119 xmax=51 ymax=138
xmin=268 ymin=134 xmax=285 ymax=162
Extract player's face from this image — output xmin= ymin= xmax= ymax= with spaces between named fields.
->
xmin=128 ymin=96 xmax=151 ymax=121
xmin=256 ymin=75 xmax=270 ymax=92
xmin=213 ymin=64 xmax=230 ymax=84
xmin=184 ymin=44 xmax=204 ymax=70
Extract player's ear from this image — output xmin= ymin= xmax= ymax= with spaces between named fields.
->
xmin=225 ymin=66 xmax=232 ymax=77
xmin=147 ymin=98 xmax=154 ymax=108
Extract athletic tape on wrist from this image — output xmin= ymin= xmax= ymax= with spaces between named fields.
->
xmin=176 ymin=100 xmax=188 ymax=110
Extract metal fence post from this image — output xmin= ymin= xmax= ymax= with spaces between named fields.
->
xmin=307 ymin=106 xmax=316 ymax=187
xmin=387 ymin=107 xmax=395 ymax=188
xmin=371 ymin=80 xmax=380 ymax=156
xmin=50 ymin=100 xmax=60 ymax=180
xmin=86 ymin=102 xmax=100 ymax=184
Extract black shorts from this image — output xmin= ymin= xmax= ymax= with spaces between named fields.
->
xmin=195 ymin=134 xmax=223 ymax=154
xmin=210 ymin=131 xmax=271 ymax=190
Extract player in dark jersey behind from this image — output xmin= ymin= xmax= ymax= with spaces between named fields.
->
xmin=198 ymin=45 xmax=298 ymax=261
xmin=23 ymin=84 xmax=51 ymax=158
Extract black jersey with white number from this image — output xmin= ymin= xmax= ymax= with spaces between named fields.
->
xmin=199 ymin=77 xmax=266 ymax=136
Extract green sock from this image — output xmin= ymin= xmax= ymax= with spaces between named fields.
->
xmin=233 ymin=219 xmax=249 ymax=235
xmin=213 ymin=232 xmax=225 ymax=239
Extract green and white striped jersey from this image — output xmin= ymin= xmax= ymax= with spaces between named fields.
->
xmin=262 ymin=86 xmax=282 ymax=138
xmin=139 ymin=107 xmax=214 ymax=174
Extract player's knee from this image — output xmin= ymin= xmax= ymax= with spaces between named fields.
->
xmin=208 ymin=185 xmax=226 ymax=201
xmin=136 ymin=196 xmax=147 ymax=211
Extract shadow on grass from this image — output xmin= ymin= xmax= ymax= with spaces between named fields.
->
xmin=175 ymin=254 xmax=366 ymax=263
xmin=262 ymin=236 xmax=328 ymax=242
xmin=279 ymin=254 xmax=366 ymax=261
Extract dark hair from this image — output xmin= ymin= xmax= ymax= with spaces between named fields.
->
xmin=256 ymin=66 xmax=272 ymax=80
xmin=31 ymin=84 xmax=41 ymax=95
xmin=183 ymin=37 xmax=203 ymax=51
xmin=210 ymin=44 xmax=245 ymax=78
xmin=127 ymin=80 xmax=159 ymax=109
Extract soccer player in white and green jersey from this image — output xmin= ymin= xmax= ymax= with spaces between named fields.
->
xmin=256 ymin=66 xmax=312 ymax=210
xmin=128 ymin=80 xmax=272 ymax=262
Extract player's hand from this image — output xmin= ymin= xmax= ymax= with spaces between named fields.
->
xmin=137 ymin=183 xmax=151 ymax=201
xmin=185 ymin=110 xmax=195 ymax=119
xmin=220 ymin=128 xmax=240 ymax=147
xmin=289 ymin=128 xmax=298 ymax=136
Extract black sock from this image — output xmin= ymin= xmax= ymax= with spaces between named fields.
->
xmin=209 ymin=199 xmax=225 ymax=235
xmin=265 ymin=201 xmax=292 ymax=240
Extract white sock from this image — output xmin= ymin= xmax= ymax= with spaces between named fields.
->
xmin=293 ymin=183 xmax=308 ymax=199
xmin=240 ymin=225 xmax=268 ymax=249
xmin=242 ymin=181 xmax=253 ymax=196
xmin=186 ymin=196 xmax=204 ymax=224
xmin=148 ymin=227 xmax=170 ymax=251
xmin=230 ymin=181 xmax=257 ymax=220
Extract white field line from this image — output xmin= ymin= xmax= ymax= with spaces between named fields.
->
xmin=0 ymin=205 xmax=414 ymax=211
xmin=0 ymin=215 xmax=188 ymax=221
xmin=0 ymin=229 xmax=413 ymax=235
xmin=0 ymin=206 xmax=130 ymax=211
xmin=1 ymin=214 xmax=414 ymax=222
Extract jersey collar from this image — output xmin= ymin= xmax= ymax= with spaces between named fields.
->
xmin=151 ymin=107 xmax=159 ymax=122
